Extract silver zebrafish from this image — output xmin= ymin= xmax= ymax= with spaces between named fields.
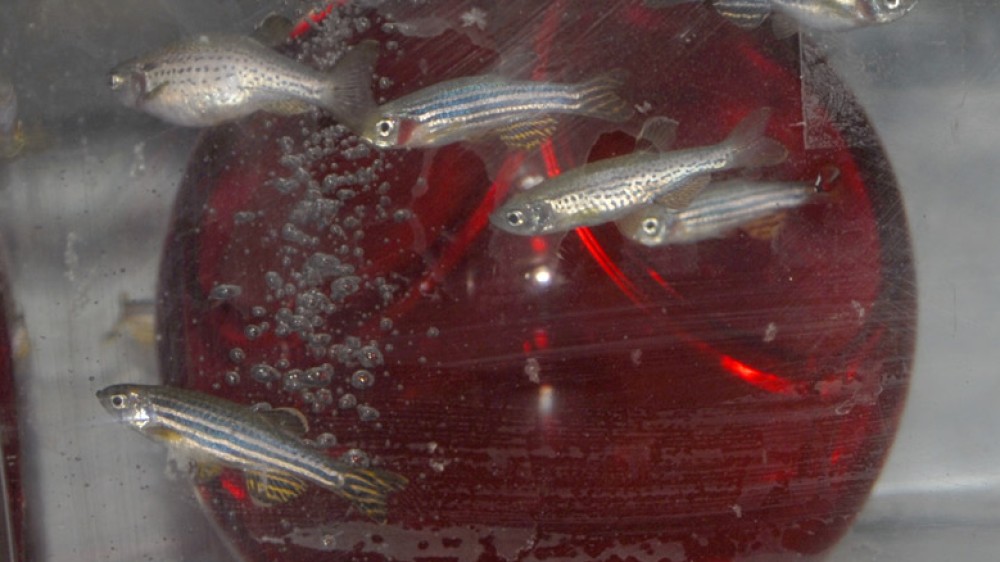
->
xmin=646 ymin=0 xmax=917 ymax=31
xmin=617 ymin=179 xmax=820 ymax=246
xmin=97 ymin=384 xmax=407 ymax=522
xmin=108 ymin=36 xmax=378 ymax=127
xmin=358 ymin=71 xmax=633 ymax=150
xmin=490 ymin=108 xmax=788 ymax=236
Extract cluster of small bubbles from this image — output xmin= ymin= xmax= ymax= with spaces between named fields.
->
xmin=338 ymin=393 xmax=358 ymax=409
xmin=392 ymin=209 xmax=413 ymax=223
xmin=340 ymin=448 xmax=370 ymax=468
xmin=330 ymin=276 xmax=361 ymax=301
xmin=208 ymin=284 xmax=243 ymax=301
xmin=357 ymin=404 xmax=380 ymax=422
xmin=265 ymin=271 xmax=284 ymax=293
xmin=233 ymin=211 xmax=257 ymax=225
xmin=350 ymin=369 xmax=375 ymax=390
xmin=282 ymin=370 xmax=304 ymax=392
xmin=281 ymin=223 xmax=318 ymax=246
xmin=250 ymin=363 xmax=281 ymax=383
xmin=228 ymin=348 xmax=246 ymax=364
xmin=224 ymin=371 xmax=240 ymax=386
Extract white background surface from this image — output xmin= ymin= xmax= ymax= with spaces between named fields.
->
xmin=2 ymin=1 xmax=998 ymax=560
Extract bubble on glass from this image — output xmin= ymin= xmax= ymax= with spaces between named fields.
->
xmin=524 ymin=358 xmax=541 ymax=384
xmin=249 ymin=363 xmax=280 ymax=383
xmin=356 ymin=344 xmax=383 ymax=368
xmin=208 ymin=284 xmax=243 ymax=301
xmin=228 ymin=347 xmax=246 ymax=364
xmin=315 ymin=432 xmax=338 ymax=448
xmin=426 ymin=326 xmax=440 ymax=338
xmin=357 ymin=404 xmax=380 ymax=422
xmin=338 ymin=393 xmax=358 ymax=410
xmin=350 ymin=369 xmax=375 ymax=390
xmin=224 ymin=371 xmax=240 ymax=386
xmin=340 ymin=448 xmax=370 ymax=468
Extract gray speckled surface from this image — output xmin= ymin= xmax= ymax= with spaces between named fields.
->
xmin=1 ymin=1 xmax=999 ymax=561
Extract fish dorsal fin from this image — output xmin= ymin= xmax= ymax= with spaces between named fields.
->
xmin=245 ymin=470 xmax=308 ymax=506
xmin=770 ymin=14 xmax=799 ymax=39
xmin=635 ymin=116 xmax=678 ymax=153
xmin=257 ymin=407 xmax=310 ymax=437
xmin=742 ymin=211 xmax=788 ymax=240
xmin=712 ymin=0 xmax=771 ymax=29
xmin=657 ymin=175 xmax=711 ymax=210
xmin=497 ymin=116 xmax=559 ymax=150
xmin=252 ymin=13 xmax=295 ymax=47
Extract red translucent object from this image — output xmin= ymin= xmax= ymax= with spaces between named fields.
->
xmin=158 ymin=2 xmax=916 ymax=561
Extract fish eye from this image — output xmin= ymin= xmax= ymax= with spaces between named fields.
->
xmin=376 ymin=119 xmax=394 ymax=137
xmin=110 ymin=394 xmax=127 ymax=409
xmin=641 ymin=218 xmax=659 ymax=235
xmin=506 ymin=210 xmax=525 ymax=227
xmin=108 ymin=74 xmax=123 ymax=90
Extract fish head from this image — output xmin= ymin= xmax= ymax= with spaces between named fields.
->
xmin=97 ymin=384 xmax=156 ymax=429
xmin=864 ymin=0 xmax=918 ymax=24
xmin=490 ymin=199 xmax=554 ymax=235
xmin=107 ymin=61 xmax=151 ymax=108
xmin=360 ymin=112 xmax=423 ymax=148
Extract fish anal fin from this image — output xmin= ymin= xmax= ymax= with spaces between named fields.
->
xmin=497 ymin=116 xmax=558 ymax=150
xmin=636 ymin=116 xmax=678 ymax=153
xmin=144 ymin=427 xmax=184 ymax=444
xmin=338 ymin=466 xmax=408 ymax=523
xmin=742 ymin=212 xmax=788 ymax=240
xmin=257 ymin=406 xmax=310 ymax=436
xmin=658 ymin=175 xmax=711 ymax=210
xmin=712 ymin=0 xmax=771 ymax=29
xmin=245 ymin=470 xmax=308 ymax=506
xmin=265 ymin=99 xmax=312 ymax=116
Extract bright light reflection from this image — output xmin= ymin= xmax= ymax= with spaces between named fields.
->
xmin=538 ymin=384 xmax=554 ymax=415
xmin=533 ymin=266 xmax=552 ymax=286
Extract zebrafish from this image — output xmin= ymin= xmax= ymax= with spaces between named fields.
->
xmin=0 ymin=75 xmax=25 ymax=159
xmin=490 ymin=108 xmax=788 ymax=236
xmin=617 ymin=179 xmax=820 ymax=246
xmin=646 ymin=0 xmax=916 ymax=33
xmin=97 ymin=384 xmax=407 ymax=522
xmin=108 ymin=34 xmax=378 ymax=128
xmin=358 ymin=71 xmax=633 ymax=150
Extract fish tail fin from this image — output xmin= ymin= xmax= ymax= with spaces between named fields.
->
xmin=338 ymin=465 xmax=408 ymax=523
xmin=575 ymin=70 xmax=634 ymax=123
xmin=711 ymin=0 xmax=771 ymax=28
xmin=722 ymin=107 xmax=788 ymax=170
xmin=322 ymin=40 xmax=379 ymax=131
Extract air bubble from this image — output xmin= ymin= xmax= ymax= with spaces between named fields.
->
xmin=208 ymin=284 xmax=242 ymax=301
xmin=228 ymin=348 xmax=246 ymax=363
xmin=356 ymin=344 xmax=383 ymax=368
xmin=282 ymin=370 xmax=304 ymax=392
xmin=244 ymin=324 xmax=262 ymax=340
xmin=224 ymin=371 xmax=240 ymax=386
xmin=350 ymin=369 xmax=375 ymax=390
xmin=357 ymin=404 xmax=380 ymax=422
xmin=315 ymin=432 xmax=337 ymax=448
xmin=340 ymin=448 xmax=370 ymax=467
xmin=426 ymin=326 xmax=440 ymax=338
xmin=250 ymin=363 xmax=280 ymax=383
xmin=338 ymin=393 xmax=357 ymax=409
xmin=304 ymin=364 xmax=334 ymax=387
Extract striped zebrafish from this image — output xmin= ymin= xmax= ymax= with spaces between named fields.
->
xmin=617 ymin=179 xmax=821 ymax=246
xmin=490 ymin=108 xmax=788 ymax=236
xmin=645 ymin=0 xmax=917 ymax=33
xmin=358 ymin=71 xmax=633 ymax=150
xmin=96 ymin=384 xmax=407 ymax=522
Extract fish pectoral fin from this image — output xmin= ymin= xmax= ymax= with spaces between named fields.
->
xmin=741 ymin=212 xmax=788 ymax=241
xmin=711 ymin=0 xmax=771 ymax=29
xmin=635 ymin=116 xmax=678 ymax=153
xmin=245 ymin=470 xmax=308 ymax=506
xmin=264 ymin=99 xmax=313 ymax=115
xmin=141 ymin=82 xmax=170 ymax=104
xmin=255 ymin=407 xmax=310 ymax=437
xmin=497 ymin=117 xmax=558 ymax=150
xmin=144 ymin=426 xmax=184 ymax=444
xmin=192 ymin=462 xmax=223 ymax=483
xmin=252 ymin=13 xmax=295 ymax=47
xmin=657 ymin=175 xmax=711 ymax=210
xmin=770 ymin=14 xmax=799 ymax=39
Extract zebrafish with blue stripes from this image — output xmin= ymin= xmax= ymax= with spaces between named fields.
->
xmin=96 ymin=384 xmax=407 ymax=522
xmin=645 ymin=0 xmax=917 ymax=33
xmin=617 ymin=179 xmax=822 ymax=246
xmin=357 ymin=70 xmax=633 ymax=150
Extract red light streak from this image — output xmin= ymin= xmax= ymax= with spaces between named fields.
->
xmin=719 ymin=354 xmax=795 ymax=395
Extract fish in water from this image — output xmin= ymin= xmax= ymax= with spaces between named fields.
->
xmin=617 ymin=179 xmax=821 ymax=246
xmin=108 ymin=35 xmax=378 ymax=128
xmin=646 ymin=0 xmax=917 ymax=32
xmin=96 ymin=384 xmax=407 ymax=522
xmin=490 ymin=108 xmax=788 ymax=236
xmin=358 ymin=71 xmax=633 ymax=150
xmin=0 ymin=76 xmax=25 ymax=159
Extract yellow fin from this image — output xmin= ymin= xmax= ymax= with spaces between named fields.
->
xmin=657 ymin=175 xmax=711 ymax=210
xmin=742 ymin=211 xmax=787 ymax=240
xmin=144 ymin=427 xmax=184 ymax=444
xmin=245 ymin=470 xmax=308 ymax=506
xmin=338 ymin=466 xmax=408 ymax=523
xmin=497 ymin=116 xmax=558 ymax=150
